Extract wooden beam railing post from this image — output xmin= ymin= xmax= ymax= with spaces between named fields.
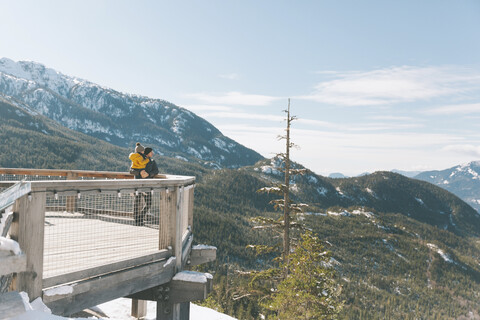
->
xmin=187 ymin=186 xmax=194 ymax=233
xmin=65 ymin=172 xmax=78 ymax=212
xmin=175 ymin=186 xmax=184 ymax=272
xmin=10 ymin=191 xmax=46 ymax=300
xmin=157 ymin=186 xmax=187 ymax=320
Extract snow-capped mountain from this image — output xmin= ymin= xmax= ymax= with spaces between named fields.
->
xmin=0 ymin=58 xmax=263 ymax=168
xmin=415 ymin=161 xmax=480 ymax=212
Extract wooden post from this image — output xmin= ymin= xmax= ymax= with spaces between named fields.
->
xmin=158 ymin=189 xmax=169 ymax=250
xmin=66 ymin=172 xmax=78 ymax=212
xmin=156 ymin=186 xmax=185 ymax=320
xmin=10 ymin=191 xmax=46 ymax=300
xmin=131 ymin=298 xmax=147 ymax=318
xmin=156 ymin=301 xmax=175 ymax=320
xmin=180 ymin=302 xmax=190 ymax=320
xmin=187 ymin=186 xmax=194 ymax=232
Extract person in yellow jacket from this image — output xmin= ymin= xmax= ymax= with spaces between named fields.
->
xmin=129 ymin=142 xmax=149 ymax=179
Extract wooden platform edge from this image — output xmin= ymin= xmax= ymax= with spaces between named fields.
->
xmin=44 ymin=258 xmax=176 ymax=316
xmin=43 ymin=250 xmax=171 ymax=289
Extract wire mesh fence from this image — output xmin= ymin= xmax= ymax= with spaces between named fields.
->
xmin=43 ymin=190 xmax=167 ymax=279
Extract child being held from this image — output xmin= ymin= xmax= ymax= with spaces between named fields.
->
xmin=129 ymin=142 xmax=150 ymax=178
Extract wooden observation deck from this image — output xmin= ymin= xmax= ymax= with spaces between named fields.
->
xmin=0 ymin=168 xmax=216 ymax=319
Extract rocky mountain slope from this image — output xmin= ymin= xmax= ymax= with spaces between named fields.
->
xmin=0 ymin=97 xmax=207 ymax=176
xmin=0 ymin=58 xmax=263 ymax=169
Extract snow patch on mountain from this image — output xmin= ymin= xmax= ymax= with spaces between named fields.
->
xmin=427 ymin=243 xmax=453 ymax=263
xmin=365 ymin=187 xmax=379 ymax=199
xmin=415 ymin=198 xmax=425 ymax=206
xmin=326 ymin=208 xmax=374 ymax=219
xmin=317 ymin=187 xmax=328 ymax=196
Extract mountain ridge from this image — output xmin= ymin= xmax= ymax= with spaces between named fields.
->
xmin=0 ymin=58 xmax=263 ymax=169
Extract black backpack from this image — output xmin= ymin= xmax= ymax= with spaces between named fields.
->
xmin=145 ymin=160 xmax=159 ymax=178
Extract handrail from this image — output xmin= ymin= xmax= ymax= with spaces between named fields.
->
xmin=0 ymin=181 xmax=31 ymax=212
xmin=0 ymin=167 xmax=167 ymax=179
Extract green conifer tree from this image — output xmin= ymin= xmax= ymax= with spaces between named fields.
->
xmin=267 ymin=230 xmax=343 ymax=319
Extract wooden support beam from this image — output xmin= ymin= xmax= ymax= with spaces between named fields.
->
xmin=169 ymin=271 xmax=212 ymax=304
xmin=174 ymin=187 xmax=183 ymax=271
xmin=156 ymin=301 xmax=177 ymax=320
xmin=131 ymin=298 xmax=147 ymax=318
xmin=10 ymin=192 xmax=45 ymax=301
xmin=187 ymin=186 xmax=194 ymax=232
xmin=65 ymin=172 xmax=78 ymax=212
xmin=43 ymin=250 xmax=171 ymax=289
xmin=188 ymin=245 xmax=217 ymax=267
xmin=44 ymin=258 xmax=175 ymax=316
xmin=180 ymin=302 xmax=190 ymax=320
xmin=181 ymin=233 xmax=193 ymax=268
xmin=0 ymin=291 xmax=27 ymax=319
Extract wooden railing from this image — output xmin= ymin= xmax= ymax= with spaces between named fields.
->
xmin=0 ymin=168 xmax=209 ymax=317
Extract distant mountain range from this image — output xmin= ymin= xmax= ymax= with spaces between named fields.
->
xmin=415 ymin=161 xmax=480 ymax=213
xmin=250 ymin=158 xmax=480 ymax=236
xmin=0 ymin=58 xmax=262 ymax=169
xmin=329 ymin=165 xmax=480 ymax=214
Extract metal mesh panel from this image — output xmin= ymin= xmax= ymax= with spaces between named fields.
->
xmin=0 ymin=174 xmax=67 ymax=181
xmin=43 ymin=190 xmax=164 ymax=279
xmin=0 ymin=174 xmax=66 ymax=193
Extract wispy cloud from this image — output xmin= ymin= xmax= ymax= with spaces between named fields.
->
xmin=423 ymin=103 xmax=480 ymax=115
xmin=300 ymin=66 xmax=480 ymax=106
xmin=183 ymin=104 xmax=233 ymax=112
xmin=218 ymin=73 xmax=240 ymax=80
xmin=367 ymin=115 xmax=417 ymax=121
xmin=296 ymin=118 xmax=337 ymax=128
xmin=186 ymin=91 xmax=282 ymax=106
xmin=200 ymin=111 xmax=285 ymax=122
xmin=442 ymin=144 xmax=480 ymax=157
xmin=343 ymin=122 xmax=424 ymax=131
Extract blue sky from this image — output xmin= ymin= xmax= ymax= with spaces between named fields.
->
xmin=1 ymin=1 xmax=479 ymax=176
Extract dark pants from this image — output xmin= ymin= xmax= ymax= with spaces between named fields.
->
xmin=133 ymin=192 xmax=152 ymax=226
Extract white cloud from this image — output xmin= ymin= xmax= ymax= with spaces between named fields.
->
xmin=183 ymin=104 xmax=233 ymax=112
xmin=300 ymin=66 xmax=480 ymax=106
xmin=218 ymin=73 xmax=240 ymax=80
xmin=186 ymin=91 xmax=282 ymax=106
xmin=423 ymin=103 xmax=480 ymax=115
xmin=367 ymin=115 xmax=417 ymax=121
xmin=296 ymin=118 xmax=337 ymax=128
xmin=442 ymin=144 xmax=480 ymax=157
xmin=200 ymin=111 xmax=285 ymax=122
